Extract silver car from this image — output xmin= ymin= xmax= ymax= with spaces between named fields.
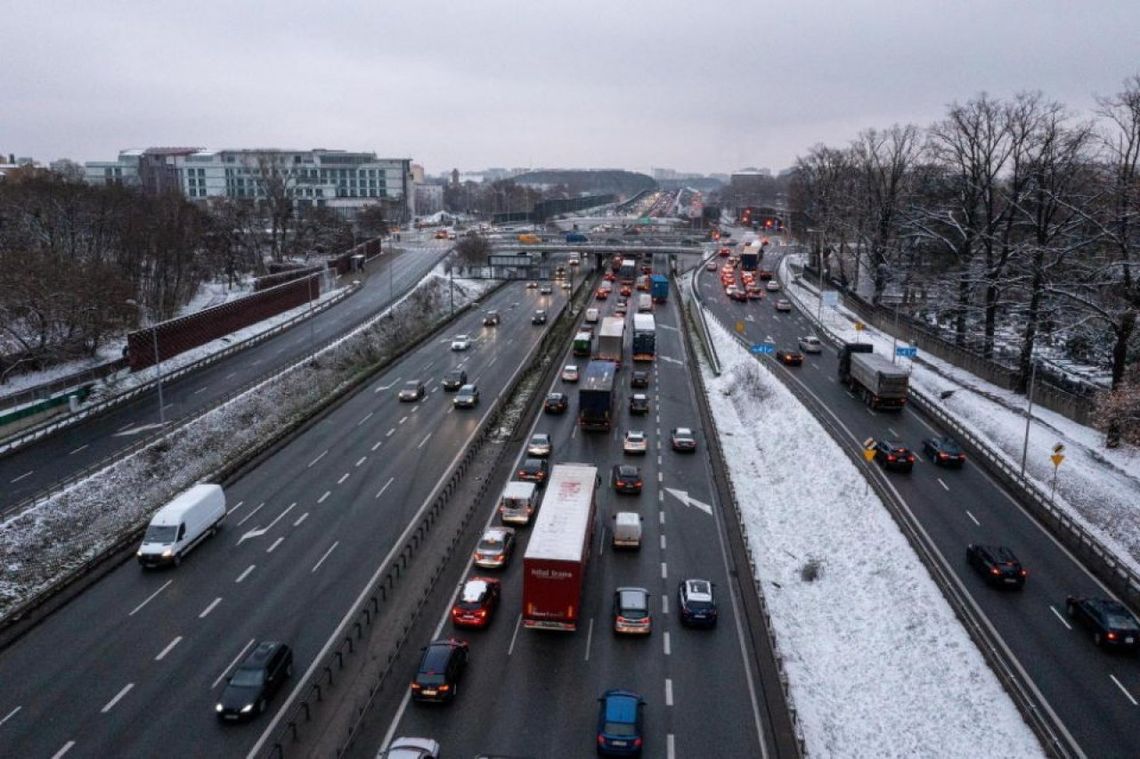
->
xmin=798 ymin=335 xmax=822 ymax=353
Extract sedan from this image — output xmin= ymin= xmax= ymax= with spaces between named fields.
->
xmin=473 ymin=527 xmax=516 ymax=569
xmin=517 ymin=457 xmax=549 ymax=485
xmin=798 ymin=335 xmax=823 ymax=353
xmin=623 ymin=430 xmax=648 ymax=455
xmin=539 ymin=284 xmax=553 ymax=295
xmin=613 ymin=587 xmax=652 ymax=635
xmin=561 ymin=364 xmax=580 ymax=382
xmin=386 ymin=737 xmax=441 ymax=759
xmin=451 ymin=577 xmax=501 ymax=628
xmin=670 ymin=427 xmax=697 ymax=452
xmin=629 ymin=393 xmax=650 ymax=415
xmin=630 ymin=371 xmax=650 ymax=389
xmin=611 ymin=464 xmax=643 ymax=495
xmin=873 ymin=440 xmax=915 ymax=472
xmin=398 ymin=381 xmax=425 ymax=402
xmin=705 ymin=260 xmax=718 ymax=271
xmin=526 ymin=281 xmax=538 ymax=289
xmin=216 ymin=641 xmax=293 ymax=721
xmin=441 ymin=369 xmax=467 ymax=391
xmin=776 ymin=349 xmax=803 ymax=366
xmin=922 ymin=436 xmax=967 ymax=467
xmin=526 ymin=433 xmax=552 ymax=458
xmin=532 ymin=310 xmax=548 ymax=324
xmin=544 ymin=392 xmax=568 ymax=414
xmin=966 ymin=544 xmax=1027 ymax=588
xmin=453 ymin=384 xmax=479 ymax=408
xmin=619 ymin=285 xmax=632 ymax=297
xmin=1065 ymin=596 xmax=1140 ymax=650
xmin=595 ymin=288 xmax=610 ymax=301
xmin=450 ymin=334 xmax=472 ymax=351
xmin=766 ymin=280 xmax=780 ymax=291
xmin=775 ymin=299 xmax=792 ymax=312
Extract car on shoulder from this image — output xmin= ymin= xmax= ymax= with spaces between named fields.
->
xmin=451 ymin=577 xmax=502 ymax=628
xmin=923 ymin=436 xmax=967 ymax=467
xmin=532 ymin=309 xmax=547 ymax=324
xmin=613 ymin=587 xmax=652 ymax=635
xmin=596 ymin=689 xmax=645 ymax=756
xmin=966 ymin=544 xmax=1027 ymax=588
xmin=398 ymin=380 xmax=426 ymax=402
xmin=766 ymin=280 xmax=780 ymax=291
xmin=544 ymin=392 xmax=568 ymax=414
xmin=450 ymin=334 xmax=472 ymax=351
xmin=775 ymin=299 xmax=792 ymax=312
xmin=776 ymin=349 xmax=803 ymax=366
xmin=611 ymin=464 xmax=643 ymax=495
xmin=623 ymin=430 xmax=648 ymax=455
xmin=1065 ymin=595 xmax=1140 ymax=650
xmin=526 ymin=433 xmax=552 ymax=458
xmin=482 ymin=311 xmax=500 ymax=326
xmin=670 ymin=427 xmax=697 ymax=452
xmin=453 ymin=384 xmax=480 ymax=408
xmin=630 ymin=370 xmax=650 ymax=389
xmin=216 ymin=641 xmax=293 ymax=721
xmin=383 ymin=736 xmax=441 ymax=759
xmin=410 ymin=638 xmax=468 ymax=703
xmin=629 ymin=393 xmax=649 ymax=415
xmin=561 ymin=364 xmax=580 ymax=383
xmin=798 ymin=335 xmax=823 ymax=353
xmin=677 ymin=579 xmax=718 ymax=627
xmin=517 ymin=457 xmax=549 ymax=485
xmin=473 ymin=526 xmax=516 ymax=569
xmin=539 ymin=283 xmax=553 ymax=295
xmin=705 ymin=260 xmax=718 ymax=271
xmin=441 ymin=369 xmax=467 ymax=391
xmin=872 ymin=440 xmax=915 ymax=472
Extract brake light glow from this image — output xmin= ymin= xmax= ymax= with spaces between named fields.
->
xmin=1107 ymin=631 xmax=1118 ymax=640
xmin=990 ymin=567 xmax=1001 ymax=575
xmin=886 ymin=455 xmax=896 ymax=462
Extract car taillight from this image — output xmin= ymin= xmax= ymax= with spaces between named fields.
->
xmin=476 ymin=609 xmax=487 ymax=617
xmin=1107 ymin=631 xmax=1118 ymax=640
xmin=990 ymin=567 xmax=1001 ymax=575
xmin=411 ymin=682 xmax=421 ymax=690
xmin=635 ymin=481 xmax=642 ymax=488
xmin=634 ymin=738 xmax=643 ymax=747
xmin=1019 ymin=569 xmax=1028 ymax=577
xmin=938 ymin=453 xmax=947 ymax=460
xmin=886 ymin=455 xmax=896 ymax=462
xmin=598 ymin=736 xmax=606 ymax=746
xmin=438 ymin=684 xmax=450 ymax=691
xmin=907 ymin=455 xmax=915 ymax=463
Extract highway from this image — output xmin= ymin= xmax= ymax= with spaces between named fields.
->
xmin=352 ymin=259 xmax=771 ymax=758
xmin=0 ymin=242 xmax=451 ymax=510
xmin=0 ymin=274 xmax=572 ymax=758
xmin=698 ymin=234 xmax=1140 ymax=758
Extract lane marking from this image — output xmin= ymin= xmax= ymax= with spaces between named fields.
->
xmin=68 ymin=444 xmax=88 ymax=455
xmin=225 ymin=372 xmax=236 ymax=380
xmin=386 ymin=428 xmax=396 ymax=437
xmin=100 ymin=683 xmax=134 ymax=713
xmin=312 ymin=541 xmax=340 ymax=573
xmin=507 ymin=614 xmax=523 ymax=656
xmin=318 ymin=491 xmax=330 ymax=504
xmin=584 ymin=617 xmax=595 ymax=661
xmin=227 ymin=499 xmax=245 ymax=515
xmin=129 ymin=580 xmax=173 ymax=617
xmin=667 ymin=734 xmax=676 ymax=759
xmin=966 ymin=510 xmax=980 ymax=526
xmin=238 ymin=502 xmax=296 ymax=544
xmin=51 ymin=741 xmax=75 ymax=758
xmin=372 ymin=440 xmax=383 ymax=451
xmin=294 ymin=512 xmax=309 ymax=527
xmin=663 ymin=631 xmax=671 ymax=655
xmin=307 ymin=450 xmax=327 ymax=468
xmin=155 ymin=635 xmax=182 ymax=661
xmin=236 ymin=502 xmax=264 ymax=526
xmin=1049 ymin=606 xmax=1072 ymax=630
xmin=417 ymin=432 xmax=433 ymax=449
xmin=399 ymin=416 xmax=408 ymax=425
xmin=1110 ymin=675 xmax=1138 ymax=706
xmin=665 ymin=678 xmax=674 ymax=706
xmin=376 ymin=477 xmax=395 ymax=499
xmin=888 ymin=427 xmax=899 ymax=438
xmin=662 ymin=595 xmax=669 ymax=615
xmin=199 ymin=597 xmax=222 ymax=618
xmin=938 ymin=478 xmax=950 ymax=491
xmin=266 ymin=537 xmax=284 ymax=553
xmin=213 ymin=638 xmax=256 ymax=689
xmin=661 ymin=562 xmax=668 ymax=579
xmin=337 ymin=472 xmax=350 ymax=485
xmin=357 ymin=411 xmax=374 ymax=426
xmin=9 ymin=471 xmax=33 ymax=484
xmin=193 ymin=386 xmax=208 ymax=395
xmin=235 ymin=565 xmax=255 ymax=583
xmin=659 ymin=510 xmax=665 ymax=523
xmin=355 ymin=456 xmax=367 ymax=467
xmin=0 ymin=706 xmax=22 ymax=727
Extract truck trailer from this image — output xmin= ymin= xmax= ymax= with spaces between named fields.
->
xmin=837 ymin=343 xmax=909 ymax=411
xmin=632 ymin=313 xmax=656 ymax=362
xmin=522 ymin=463 xmax=599 ymax=631
xmin=578 ymin=361 xmax=617 ymax=431
xmin=594 ymin=316 xmax=625 ymax=366
xmin=651 ymin=274 xmax=669 ymax=302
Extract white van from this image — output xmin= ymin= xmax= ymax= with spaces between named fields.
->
xmin=585 ymin=307 xmax=600 ymax=324
xmin=499 ymin=481 xmax=539 ymax=525
xmin=568 ymin=252 xmax=581 ymax=266
xmin=637 ymin=293 xmax=652 ymax=312
xmin=612 ymin=512 xmax=643 ymax=550
xmin=137 ymin=483 xmax=226 ymax=568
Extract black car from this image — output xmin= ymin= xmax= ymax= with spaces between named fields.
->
xmin=611 ymin=464 xmax=642 ymax=495
xmin=532 ymin=310 xmax=547 ymax=325
xmin=1065 ymin=596 xmax=1140 ymax=651
xmin=966 ymin=544 xmax=1027 ymax=588
xmin=411 ymin=638 xmax=469 ymax=702
xmin=216 ymin=641 xmax=293 ymax=721
xmin=441 ymin=369 xmax=467 ymax=392
xmin=517 ymin=457 xmax=549 ymax=485
xmin=677 ymin=579 xmax=718 ymax=628
xmin=453 ymin=384 xmax=480 ymax=408
xmin=629 ymin=393 xmax=649 ymax=415
xmin=544 ymin=392 xmax=568 ymax=414
xmin=922 ymin=436 xmax=967 ymax=467
xmin=630 ymin=371 xmax=650 ymax=389
xmin=872 ymin=441 xmax=915 ymax=472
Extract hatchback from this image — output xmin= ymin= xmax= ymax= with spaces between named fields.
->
xmin=623 ymin=431 xmax=648 ymax=455
xmin=216 ymin=641 xmax=293 ymax=721
xmin=441 ymin=369 xmax=467 ymax=391
xmin=562 ymin=365 xmax=580 ymax=382
xmin=596 ymin=690 xmax=645 ymax=756
xmin=613 ymin=587 xmax=652 ymax=635
xmin=517 ymin=458 xmax=549 ymax=485
xmin=544 ymin=392 xmax=568 ymax=414
xmin=611 ymin=464 xmax=642 ymax=495
xmin=873 ymin=441 xmax=915 ymax=472
xmin=526 ymin=433 xmax=552 ymax=458
xmin=473 ymin=527 xmax=516 ymax=569
xmin=453 ymin=384 xmax=480 ymax=408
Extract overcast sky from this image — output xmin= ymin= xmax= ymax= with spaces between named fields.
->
xmin=6 ymin=0 xmax=1139 ymax=176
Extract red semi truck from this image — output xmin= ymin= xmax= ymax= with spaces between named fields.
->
xmin=522 ymin=463 xmax=599 ymax=631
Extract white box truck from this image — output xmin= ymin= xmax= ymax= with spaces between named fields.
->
xmin=137 ymin=483 xmax=226 ymax=568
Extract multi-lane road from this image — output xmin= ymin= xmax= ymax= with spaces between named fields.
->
xmin=0 ymin=242 xmax=450 ymax=510
xmin=699 ymin=237 xmax=1139 ymax=758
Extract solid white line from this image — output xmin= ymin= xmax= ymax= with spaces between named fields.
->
xmin=507 ymin=614 xmax=523 ymax=656
xmin=129 ymin=580 xmax=173 ymax=617
xmin=376 ymin=477 xmax=395 ymax=499
xmin=417 ymin=432 xmax=433 ymax=449
xmin=318 ymin=491 xmax=330 ymax=504
xmin=372 ymin=440 xmax=383 ymax=451
xmin=0 ymin=706 xmax=22 ymax=726
xmin=100 ymin=683 xmax=134 ymax=713
xmin=938 ymin=478 xmax=950 ymax=491
xmin=199 ymin=597 xmax=222 ymax=618
xmin=307 ymin=450 xmax=327 ymax=468
xmin=663 ymin=631 xmax=671 ymax=655
xmin=661 ymin=562 xmax=668 ymax=579
xmin=1050 ymin=606 xmax=1072 ymax=630
xmin=294 ymin=512 xmax=309 ymax=527
xmin=9 ymin=471 xmax=33 ymax=484
xmin=1110 ymin=674 xmax=1138 ymax=706
xmin=585 ymin=617 xmax=595 ymax=661
xmin=237 ymin=502 xmax=264 ymax=526
xmin=357 ymin=411 xmax=374 ymax=426
xmin=266 ymin=537 xmax=284 ymax=553
xmin=665 ymin=678 xmax=673 ymax=706
xmin=68 ymin=444 xmax=89 ymax=455
xmin=213 ymin=638 xmax=256 ymax=689
xmin=51 ymin=741 xmax=75 ymax=758
xmin=155 ymin=635 xmax=182 ymax=661
xmin=355 ymin=456 xmax=367 ymax=467
xmin=337 ymin=472 xmax=350 ymax=485
xmin=311 ymin=541 xmax=339 ymax=573
xmin=235 ymin=565 xmax=255 ymax=583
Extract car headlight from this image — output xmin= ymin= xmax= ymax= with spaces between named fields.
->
xmin=240 ymin=703 xmax=254 ymax=714
xmin=215 ymin=703 xmax=224 ymax=712
xmin=161 ymin=548 xmax=173 ymax=557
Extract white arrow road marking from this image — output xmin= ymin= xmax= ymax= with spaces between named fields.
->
xmin=238 ymin=502 xmax=296 ymax=545
xmin=113 ymin=422 xmax=165 ymax=437
xmin=659 ymin=355 xmax=683 ymax=366
xmin=664 ymin=488 xmax=713 ymax=516
xmin=374 ymin=377 xmax=402 ymax=393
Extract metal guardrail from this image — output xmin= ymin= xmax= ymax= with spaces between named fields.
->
xmin=684 ymin=257 xmax=721 ymax=375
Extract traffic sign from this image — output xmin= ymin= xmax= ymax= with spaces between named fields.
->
xmin=895 ymin=347 xmax=918 ymax=358
xmin=750 ymin=343 xmax=775 ymax=355
xmin=735 ymin=321 xmax=746 ymax=334
xmin=854 ymin=321 xmax=865 ymax=331
xmin=1051 ymin=453 xmax=1065 ymax=468
xmin=863 ymin=447 xmax=877 ymax=462
xmin=862 ymin=437 xmax=876 ymax=449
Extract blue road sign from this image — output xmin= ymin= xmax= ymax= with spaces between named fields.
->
xmin=751 ymin=343 xmax=776 ymax=355
xmin=895 ymin=346 xmax=918 ymax=358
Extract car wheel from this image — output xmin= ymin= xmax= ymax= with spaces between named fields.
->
xmin=173 ymin=553 xmax=182 ymax=567
xmin=1094 ymin=632 xmax=1103 ymax=647
xmin=1065 ymin=601 xmax=1075 ymax=618
xmin=257 ymin=698 xmax=266 ymax=714
xmin=286 ymin=662 xmax=294 ymax=678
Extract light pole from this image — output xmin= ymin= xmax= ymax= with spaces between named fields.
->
xmin=307 ymin=273 xmax=317 ymax=356
xmin=126 ymin=298 xmax=165 ymax=425
xmin=1019 ymin=357 xmax=1038 ymax=479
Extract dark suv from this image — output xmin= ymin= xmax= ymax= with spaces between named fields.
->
xmin=966 ymin=544 xmax=1027 ymax=588
xmin=442 ymin=369 xmax=467 ymax=392
xmin=411 ymin=638 xmax=469 ymax=702
xmin=630 ymin=371 xmax=650 ymax=389
xmin=677 ymin=579 xmax=718 ymax=627
xmin=216 ymin=641 xmax=293 ymax=721
xmin=1065 ymin=596 xmax=1140 ymax=651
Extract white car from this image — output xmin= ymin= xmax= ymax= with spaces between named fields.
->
xmin=384 ymin=736 xmax=441 ymax=759
xmin=451 ymin=334 xmax=472 ymax=351
xmin=706 ymin=260 xmax=718 ymax=271
xmin=540 ymin=284 xmax=553 ymax=295
xmin=798 ymin=335 xmax=823 ymax=353
xmin=766 ymin=280 xmax=780 ymax=291
xmin=623 ymin=430 xmax=648 ymax=455
xmin=561 ymin=364 xmax=580 ymax=382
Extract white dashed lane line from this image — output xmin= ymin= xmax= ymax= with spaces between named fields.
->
xmin=307 ymin=451 xmax=327 ymax=468
xmin=372 ymin=440 xmax=383 ymax=451
xmin=966 ymin=511 xmax=980 ymax=526
xmin=0 ymin=706 xmax=21 ymax=727
xmin=376 ymin=477 xmax=395 ymax=499
xmin=235 ymin=565 xmax=255 ymax=583
xmin=1049 ymin=606 xmax=1072 ymax=630
xmin=357 ymin=412 xmax=374 ymax=426
xmin=51 ymin=741 xmax=75 ymax=758
xmin=68 ymin=444 xmax=88 ymax=455
xmin=1110 ymin=675 xmax=1138 ymax=706
xmin=938 ymin=478 xmax=950 ymax=491
xmin=663 ymin=632 xmax=671 ymax=655
xmin=386 ymin=428 xmax=396 ymax=437
xmin=155 ymin=636 xmax=182 ymax=661
xmin=267 ymin=537 xmax=284 ymax=553
xmin=417 ymin=432 xmax=433 ymax=449
xmin=664 ymin=678 xmax=674 ymax=706
xmin=337 ymin=472 xmax=350 ymax=485
xmin=318 ymin=491 xmax=330 ymax=504
xmin=198 ymin=597 xmax=222 ymax=619
xmin=100 ymin=683 xmax=134 ymax=713
xmin=660 ymin=562 xmax=668 ymax=579
xmin=9 ymin=471 xmax=33 ymax=484
xmin=294 ymin=512 xmax=309 ymax=527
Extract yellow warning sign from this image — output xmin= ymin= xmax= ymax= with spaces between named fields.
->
xmin=1050 ymin=453 xmax=1065 ymax=468
xmin=735 ymin=321 xmax=745 ymax=334
xmin=863 ymin=447 xmax=877 ymax=462
xmin=854 ymin=322 xmax=865 ymax=331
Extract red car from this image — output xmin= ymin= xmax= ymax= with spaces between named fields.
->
xmin=451 ymin=577 xmax=502 ymax=628
xmin=604 ymin=272 xmax=616 ymax=282
xmin=595 ymin=288 xmax=610 ymax=300
xmin=719 ymin=247 xmax=731 ymax=257
xmin=619 ymin=285 xmax=632 ymax=297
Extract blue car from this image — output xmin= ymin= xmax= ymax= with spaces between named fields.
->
xmin=596 ymin=689 xmax=645 ymax=756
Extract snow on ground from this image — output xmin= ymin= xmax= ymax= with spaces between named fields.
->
xmin=701 ymin=318 xmax=1043 ymax=759
xmin=176 ymin=277 xmax=254 ymax=316
xmin=778 ymin=253 xmax=1140 ymax=577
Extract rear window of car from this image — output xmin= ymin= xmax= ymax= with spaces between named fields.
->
xmin=604 ymin=721 xmax=637 ymax=736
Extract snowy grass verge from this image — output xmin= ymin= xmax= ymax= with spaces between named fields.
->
xmin=0 ymin=270 xmax=496 ymax=620
xmin=701 ymin=317 xmax=1043 ymax=758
